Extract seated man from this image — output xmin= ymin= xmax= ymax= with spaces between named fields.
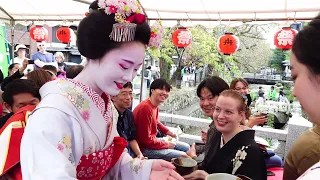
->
xmin=133 ymin=79 xmax=190 ymax=161
xmin=0 ymin=79 xmax=40 ymax=129
xmin=0 ymin=79 xmax=41 ymax=180
xmin=111 ymin=82 xmax=144 ymax=159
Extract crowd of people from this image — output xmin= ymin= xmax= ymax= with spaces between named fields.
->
xmin=0 ymin=0 xmax=319 ymax=179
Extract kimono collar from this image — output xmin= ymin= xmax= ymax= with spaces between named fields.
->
xmin=222 ymin=129 xmax=256 ymax=148
xmin=68 ymin=79 xmax=107 ymax=115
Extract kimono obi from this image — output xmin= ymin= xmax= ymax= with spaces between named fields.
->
xmin=76 ymin=137 xmax=127 ymax=180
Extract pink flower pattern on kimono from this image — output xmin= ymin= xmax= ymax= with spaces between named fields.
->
xmin=58 ymin=79 xmax=91 ymax=122
xmin=81 ymin=110 xmax=90 ymax=122
xmin=57 ymin=136 xmax=75 ymax=166
xmin=57 ymin=143 xmax=64 ymax=152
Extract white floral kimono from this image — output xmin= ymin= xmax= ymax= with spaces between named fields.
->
xmin=20 ymin=79 xmax=153 ymax=180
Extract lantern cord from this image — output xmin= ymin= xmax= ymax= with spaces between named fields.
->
xmin=186 ymin=13 xmax=191 ymax=21
xmin=185 ymin=13 xmax=192 ymax=27
xmin=294 ymin=11 xmax=296 ymax=22
xmin=156 ymin=11 xmax=161 ymax=20
xmin=254 ymin=12 xmax=257 ymax=21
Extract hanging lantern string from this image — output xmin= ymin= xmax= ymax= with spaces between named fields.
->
xmin=156 ymin=10 xmax=161 ymax=20
xmin=254 ymin=12 xmax=257 ymax=22
xmin=294 ymin=11 xmax=296 ymax=22
xmin=218 ymin=12 xmax=222 ymax=36
xmin=185 ymin=12 xmax=192 ymax=27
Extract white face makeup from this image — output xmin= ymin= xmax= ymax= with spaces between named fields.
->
xmin=89 ymin=41 xmax=145 ymax=96
xmin=291 ymin=53 xmax=320 ymax=124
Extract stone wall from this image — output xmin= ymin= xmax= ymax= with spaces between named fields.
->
xmin=189 ymin=107 xmax=205 ymax=119
xmin=159 ymin=87 xmax=198 ymax=114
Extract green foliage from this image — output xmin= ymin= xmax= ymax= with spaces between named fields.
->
xmin=160 ymin=28 xmax=176 ymax=65
xmin=250 ymin=91 xmax=258 ymax=101
xmin=269 ymin=48 xmax=290 ymax=72
xmin=147 ymin=47 xmax=161 ymax=60
xmin=267 ymin=114 xmax=275 ymax=128
xmin=160 ymin=59 xmax=171 ymax=81
xmin=185 ymin=25 xmax=220 ymax=67
xmin=157 ymin=24 xmax=277 ymax=85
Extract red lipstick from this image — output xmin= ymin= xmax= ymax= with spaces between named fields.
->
xmin=115 ymin=82 xmax=123 ymax=89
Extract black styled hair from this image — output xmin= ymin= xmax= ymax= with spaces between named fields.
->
xmin=271 ymin=86 xmax=274 ymax=89
xmin=66 ymin=65 xmax=84 ymax=79
xmin=123 ymin=82 xmax=133 ymax=89
xmin=196 ymin=76 xmax=229 ymax=98
xmin=292 ymin=14 xmax=320 ymax=75
xmin=2 ymin=79 xmax=41 ymax=107
xmin=42 ymin=65 xmax=58 ymax=75
xmin=149 ymin=78 xmax=172 ymax=96
xmin=77 ymin=0 xmax=151 ymax=59
xmin=8 ymin=63 xmax=19 ymax=76
xmin=259 ymin=86 xmax=263 ymax=89
xmin=146 ymin=66 xmax=151 ymax=69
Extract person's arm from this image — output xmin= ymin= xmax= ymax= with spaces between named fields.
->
xmin=134 ymin=107 xmax=169 ymax=149
xmin=34 ymin=60 xmax=45 ymax=68
xmin=32 ymin=53 xmax=44 ymax=68
xmin=129 ymin=140 xmax=144 ymax=158
xmin=20 ymin=108 xmax=82 ymax=179
xmin=127 ymin=111 xmax=143 ymax=158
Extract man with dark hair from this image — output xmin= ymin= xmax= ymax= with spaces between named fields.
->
xmin=42 ymin=65 xmax=58 ymax=78
xmin=0 ymin=79 xmax=41 ymax=180
xmin=134 ymin=79 xmax=190 ymax=161
xmin=111 ymin=82 xmax=144 ymax=159
xmin=66 ymin=65 xmax=84 ymax=79
xmin=194 ymin=76 xmax=229 ymax=148
xmin=196 ymin=76 xmax=230 ymax=119
xmin=268 ymin=86 xmax=277 ymax=101
xmin=0 ymin=79 xmax=41 ymax=129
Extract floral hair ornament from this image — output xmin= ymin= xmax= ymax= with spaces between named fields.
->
xmin=147 ymin=20 xmax=164 ymax=59
xmin=148 ymin=20 xmax=164 ymax=49
xmin=97 ymin=0 xmax=146 ymax=42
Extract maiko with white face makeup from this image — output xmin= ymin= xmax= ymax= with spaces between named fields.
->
xmin=19 ymin=1 xmax=185 ymax=180
xmin=283 ymin=14 xmax=320 ymax=180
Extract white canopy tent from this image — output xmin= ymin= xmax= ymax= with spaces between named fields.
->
xmin=140 ymin=0 xmax=320 ymax=27
xmin=0 ymin=0 xmax=318 ymax=26
xmin=0 ymin=0 xmax=90 ymax=26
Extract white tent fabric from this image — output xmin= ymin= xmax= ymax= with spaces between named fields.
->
xmin=0 ymin=0 xmax=91 ymax=26
xmin=0 ymin=0 xmax=319 ymax=27
xmin=141 ymin=0 xmax=320 ymax=20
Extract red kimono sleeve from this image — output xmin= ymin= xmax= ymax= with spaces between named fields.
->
xmin=135 ymin=107 xmax=169 ymax=150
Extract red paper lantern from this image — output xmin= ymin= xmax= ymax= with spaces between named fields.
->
xmin=218 ymin=33 xmax=240 ymax=55
xmin=29 ymin=25 xmax=48 ymax=42
xmin=274 ymin=27 xmax=298 ymax=50
xmin=172 ymin=27 xmax=192 ymax=48
xmin=56 ymin=27 xmax=73 ymax=44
